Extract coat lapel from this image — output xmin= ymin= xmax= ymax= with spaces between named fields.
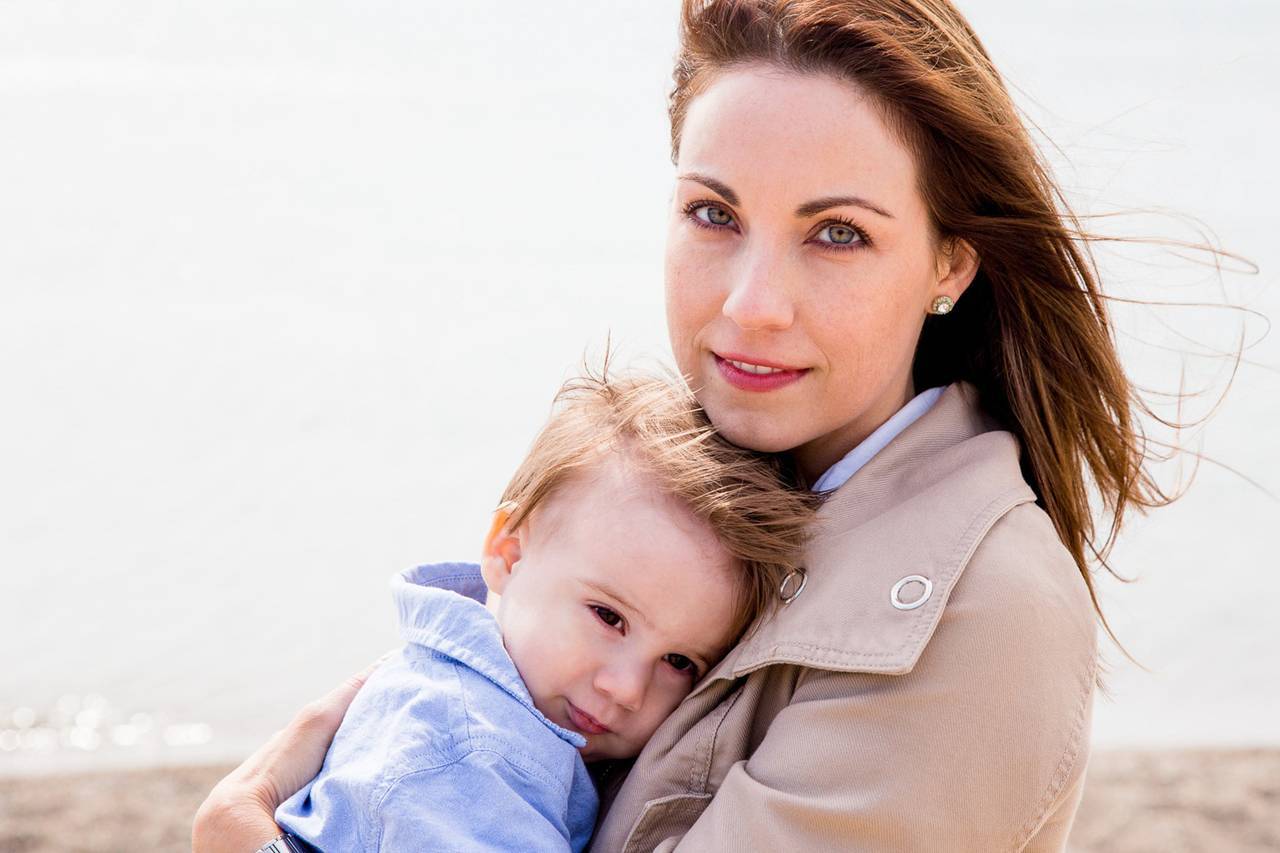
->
xmin=688 ymin=383 xmax=1035 ymax=701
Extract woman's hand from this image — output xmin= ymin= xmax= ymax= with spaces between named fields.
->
xmin=192 ymin=659 xmax=381 ymax=852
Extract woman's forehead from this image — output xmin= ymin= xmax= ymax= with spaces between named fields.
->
xmin=676 ymin=65 xmax=923 ymax=216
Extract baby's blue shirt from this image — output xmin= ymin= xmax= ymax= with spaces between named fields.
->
xmin=276 ymin=562 xmax=598 ymax=852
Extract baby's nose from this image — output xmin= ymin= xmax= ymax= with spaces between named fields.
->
xmin=594 ymin=659 xmax=649 ymax=712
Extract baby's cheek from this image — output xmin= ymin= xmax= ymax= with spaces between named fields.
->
xmin=503 ymin=630 xmax=567 ymax=692
xmin=526 ymin=617 xmax=596 ymax=685
xmin=648 ymin=681 xmax=694 ymax=725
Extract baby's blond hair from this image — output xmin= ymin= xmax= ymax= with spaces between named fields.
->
xmin=500 ymin=363 xmax=820 ymax=638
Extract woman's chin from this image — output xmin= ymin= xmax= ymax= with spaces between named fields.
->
xmin=706 ymin=407 xmax=810 ymax=454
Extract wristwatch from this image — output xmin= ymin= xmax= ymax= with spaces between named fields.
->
xmin=255 ymin=834 xmax=305 ymax=853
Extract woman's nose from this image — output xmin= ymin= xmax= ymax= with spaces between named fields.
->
xmin=594 ymin=659 xmax=650 ymax=712
xmin=721 ymin=245 xmax=795 ymax=331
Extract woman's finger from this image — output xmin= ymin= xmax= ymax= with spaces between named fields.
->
xmin=289 ymin=658 xmax=379 ymax=747
xmin=258 ymin=654 xmax=389 ymax=802
xmin=193 ymin=657 xmax=387 ymax=852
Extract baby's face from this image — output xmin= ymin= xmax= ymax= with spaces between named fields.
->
xmin=485 ymin=454 xmax=743 ymax=761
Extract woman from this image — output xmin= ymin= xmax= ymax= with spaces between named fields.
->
xmin=196 ymin=1 xmax=1167 ymax=849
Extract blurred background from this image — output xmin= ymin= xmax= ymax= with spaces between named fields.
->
xmin=1 ymin=1 xmax=1276 ymax=849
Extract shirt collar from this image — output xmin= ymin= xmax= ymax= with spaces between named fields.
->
xmin=391 ymin=561 xmax=586 ymax=748
xmin=810 ymin=386 xmax=946 ymax=493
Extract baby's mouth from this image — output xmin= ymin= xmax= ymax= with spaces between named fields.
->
xmin=565 ymin=701 xmax=612 ymax=735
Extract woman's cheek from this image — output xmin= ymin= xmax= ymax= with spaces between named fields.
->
xmin=665 ymin=248 xmax=718 ymax=366
xmin=664 ymin=279 xmax=698 ymax=374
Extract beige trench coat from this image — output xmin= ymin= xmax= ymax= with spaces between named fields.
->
xmin=588 ymin=383 xmax=1098 ymax=852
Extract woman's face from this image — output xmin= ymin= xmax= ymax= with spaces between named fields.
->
xmin=665 ymin=65 xmax=976 ymax=481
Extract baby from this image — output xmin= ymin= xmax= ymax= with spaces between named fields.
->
xmin=275 ymin=368 xmax=816 ymax=852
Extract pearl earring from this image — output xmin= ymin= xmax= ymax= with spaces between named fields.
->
xmin=930 ymin=296 xmax=955 ymax=315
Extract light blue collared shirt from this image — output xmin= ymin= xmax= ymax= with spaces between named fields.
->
xmin=276 ymin=562 xmax=598 ymax=853
xmin=811 ymin=386 xmax=945 ymax=493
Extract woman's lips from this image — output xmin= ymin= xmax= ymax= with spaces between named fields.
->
xmin=713 ymin=353 xmax=809 ymax=393
xmin=566 ymin=702 xmax=612 ymax=736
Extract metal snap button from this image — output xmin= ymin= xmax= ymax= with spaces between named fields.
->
xmin=779 ymin=568 xmax=807 ymax=604
xmin=890 ymin=575 xmax=933 ymax=611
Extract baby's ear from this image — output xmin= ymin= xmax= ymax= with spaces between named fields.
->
xmin=480 ymin=506 xmax=522 ymax=595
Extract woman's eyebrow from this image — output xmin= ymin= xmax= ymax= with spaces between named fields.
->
xmin=677 ymin=172 xmax=740 ymax=206
xmin=678 ymin=173 xmax=892 ymax=220
xmin=795 ymin=195 xmax=894 ymax=219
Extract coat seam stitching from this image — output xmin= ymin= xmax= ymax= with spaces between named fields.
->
xmin=1011 ymin=654 xmax=1095 ymax=850
xmin=689 ymin=684 xmax=744 ymax=795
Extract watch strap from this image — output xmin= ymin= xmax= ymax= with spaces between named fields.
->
xmin=255 ymin=834 xmax=304 ymax=853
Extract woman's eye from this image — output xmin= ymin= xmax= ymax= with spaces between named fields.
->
xmin=691 ymin=203 xmax=735 ymax=228
xmin=664 ymin=653 xmax=698 ymax=677
xmin=815 ymin=222 xmax=863 ymax=246
xmin=592 ymin=606 xmax=623 ymax=630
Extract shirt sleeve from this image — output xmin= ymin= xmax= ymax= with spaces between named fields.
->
xmin=371 ymin=748 xmax=578 ymax=853
xmin=281 ymin=744 xmax=579 ymax=853
xmin=651 ymin=507 xmax=1098 ymax=852
xmin=275 ymin=650 xmax=586 ymax=853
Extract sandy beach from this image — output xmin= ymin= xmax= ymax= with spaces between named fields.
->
xmin=1 ymin=748 xmax=1276 ymax=852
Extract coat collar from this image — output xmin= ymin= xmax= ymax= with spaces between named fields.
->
xmin=690 ymin=383 xmax=1036 ymax=699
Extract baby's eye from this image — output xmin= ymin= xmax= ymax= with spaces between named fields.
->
xmin=664 ymin=653 xmax=698 ymax=677
xmin=689 ymin=203 xmax=736 ymax=228
xmin=591 ymin=605 xmax=624 ymax=630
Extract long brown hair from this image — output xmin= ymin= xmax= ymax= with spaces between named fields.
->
xmin=669 ymin=0 xmax=1181 ymax=627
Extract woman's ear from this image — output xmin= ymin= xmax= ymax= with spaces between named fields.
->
xmin=934 ymin=236 xmax=980 ymax=304
xmin=480 ymin=506 xmax=522 ymax=595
